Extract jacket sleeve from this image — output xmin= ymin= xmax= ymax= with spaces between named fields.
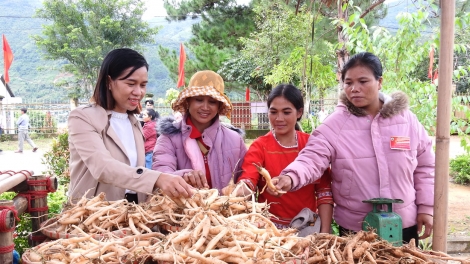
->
xmin=314 ymin=167 xmax=334 ymax=206
xmin=68 ymin=110 xmax=161 ymax=194
xmin=412 ymin=114 xmax=435 ymax=216
xmin=152 ymin=134 xmax=190 ymax=176
xmin=281 ymin=128 xmax=334 ymax=191
xmin=16 ymin=116 xmax=24 ymax=126
xmin=236 ymin=139 xmax=264 ymax=190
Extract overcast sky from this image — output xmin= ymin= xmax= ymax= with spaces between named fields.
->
xmin=142 ymin=0 xmax=252 ymax=20
xmin=142 ymin=0 xmax=397 ymax=20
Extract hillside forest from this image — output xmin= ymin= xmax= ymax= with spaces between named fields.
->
xmin=0 ymin=0 xmax=198 ymax=101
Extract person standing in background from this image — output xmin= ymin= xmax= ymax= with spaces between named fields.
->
xmin=142 ymin=108 xmax=158 ymax=169
xmin=317 ymin=107 xmax=328 ymax=123
xmin=139 ymin=99 xmax=159 ymax=127
xmin=145 ymin=99 xmax=154 ymax=110
xmin=15 ymin=108 xmax=38 ymax=153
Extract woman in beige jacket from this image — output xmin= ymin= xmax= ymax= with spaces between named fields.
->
xmin=68 ymin=48 xmax=193 ymax=203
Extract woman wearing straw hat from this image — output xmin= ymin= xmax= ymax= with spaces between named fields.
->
xmin=153 ymin=70 xmax=247 ymax=193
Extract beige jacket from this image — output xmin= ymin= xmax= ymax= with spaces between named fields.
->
xmin=68 ymin=104 xmax=160 ymax=203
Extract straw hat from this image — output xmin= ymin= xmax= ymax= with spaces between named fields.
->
xmin=172 ymin=70 xmax=233 ymax=119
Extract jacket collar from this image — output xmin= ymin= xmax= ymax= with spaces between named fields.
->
xmin=90 ymin=104 xmax=141 ymax=131
xmin=93 ymin=105 xmax=144 ymax=165
xmin=339 ymin=91 xmax=409 ymax=118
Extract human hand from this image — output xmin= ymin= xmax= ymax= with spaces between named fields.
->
xmin=183 ymin=170 xmax=209 ymax=189
xmin=417 ymin=213 xmax=433 ymax=239
xmin=267 ymin=175 xmax=292 ymax=196
xmin=155 ymin=173 xmax=195 ymax=198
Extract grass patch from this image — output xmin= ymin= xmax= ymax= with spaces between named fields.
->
xmin=0 ymin=137 xmax=55 ymax=152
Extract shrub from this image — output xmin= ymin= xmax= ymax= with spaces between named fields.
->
xmin=0 ymin=187 xmax=67 ymax=255
xmin=42 ymin=131 xmax=70 ymax=187
xmin=300 ymin=117 xmax=313 ymax=134
xmin=449 ymin=154 xmax=470 ymax=185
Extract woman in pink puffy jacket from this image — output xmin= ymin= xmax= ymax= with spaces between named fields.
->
xmin=273 ymin=52 xmax=435 ymax=246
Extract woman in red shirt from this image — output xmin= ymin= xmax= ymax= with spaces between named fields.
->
xmin=236 ymin=84 xmax=334 ymax=233
xmin=142 ymin=108 xmax=157 ymax=169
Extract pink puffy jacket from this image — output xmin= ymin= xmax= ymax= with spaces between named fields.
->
xmin=152 ymin=115 xmax=247 ymax=192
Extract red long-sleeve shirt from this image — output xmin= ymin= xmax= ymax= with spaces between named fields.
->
xmin=237 ymin=131 xmax=333 ymax=226
xmin=143 ymin=120 xmax=157 ymax=153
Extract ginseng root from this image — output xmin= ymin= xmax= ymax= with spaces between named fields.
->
xmin=253 ymin=163 xmax=286 ymax=194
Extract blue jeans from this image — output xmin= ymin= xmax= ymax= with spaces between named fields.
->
xmin=145 ymin=152 xmax=153 ymax=169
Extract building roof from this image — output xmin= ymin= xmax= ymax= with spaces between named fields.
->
xmin=0 ymin=75 xmax=15 ymax=97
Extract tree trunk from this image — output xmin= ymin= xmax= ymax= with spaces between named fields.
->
xmin=336 ymin=0 xmax=350 ymax=95
xmin=305 ymin=83 xmax=312 ymax=117
xmin=335 ymin=0 xmax=385 ymax=95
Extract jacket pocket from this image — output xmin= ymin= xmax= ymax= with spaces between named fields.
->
xmin=398 ymin=149 xmax=418 ymax=175
xmin=338 ymin=169 xmax=353 ymax=198
xmin=404 ymin=149 xmax=418 ymax=162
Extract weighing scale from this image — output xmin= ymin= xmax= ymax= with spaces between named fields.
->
xmin=362 ymin=198 xmax=404 ymax=246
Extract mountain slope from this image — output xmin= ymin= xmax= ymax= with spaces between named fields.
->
xmin=0 ymin=0 xmax=197 ymax=101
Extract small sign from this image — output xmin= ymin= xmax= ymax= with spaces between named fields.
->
xmin=390 ymin=136 xmax=411 ymax=150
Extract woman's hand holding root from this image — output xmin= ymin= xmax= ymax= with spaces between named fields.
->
xmin=155 ymin=173 xmax=195 ymax=198
xmin=268 ymin=175 xmax=293 ymax=197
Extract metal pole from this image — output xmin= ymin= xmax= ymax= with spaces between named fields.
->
xmin=433 ymin=1 xmax=455 ymax=252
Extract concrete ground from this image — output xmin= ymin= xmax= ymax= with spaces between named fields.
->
xmin=0 ymin=148 xmax=48 ymax=175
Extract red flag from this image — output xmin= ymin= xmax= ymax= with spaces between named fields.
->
xmin=245 ymin=87 xmax=250 ymax=101
xmin=176 ymin=43 xmax=186 ymax=88
xmin=2 ymin=34 xmax=14 ymax=83
xmin=428 ymin=45 xmax=434 ymax=79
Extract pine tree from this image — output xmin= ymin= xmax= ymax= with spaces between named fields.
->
xmin=160 ymin=0 xmax=256 ymax=91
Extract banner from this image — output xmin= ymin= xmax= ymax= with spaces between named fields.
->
xmin=2 ymin=34 xmax=14 ymax=83
xmin=176 ymin=43 xmax=186 ymax=88
xmin=428 ymin=45 xmax=434 ymax=79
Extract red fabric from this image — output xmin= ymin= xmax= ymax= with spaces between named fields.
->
xmin=2 ymin=34 xmax=14 ymax=83
xmin=245 ymin=87 xmax=250 ymax=101
xmin=177 ymin=43 xmax=186 ymax=88
xmin=142 ymin=120 xmax=157 ymax=153
xmin=186 ymin=117 xmax=212 ymax=188
xmin=428 ymin=45 xmax=434 ymax=79
xmin=237 ymin=131 xmax=333 ymax=226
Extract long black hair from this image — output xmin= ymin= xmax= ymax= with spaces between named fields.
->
xmin=267 ymin=84 xmax=304 ymax=131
